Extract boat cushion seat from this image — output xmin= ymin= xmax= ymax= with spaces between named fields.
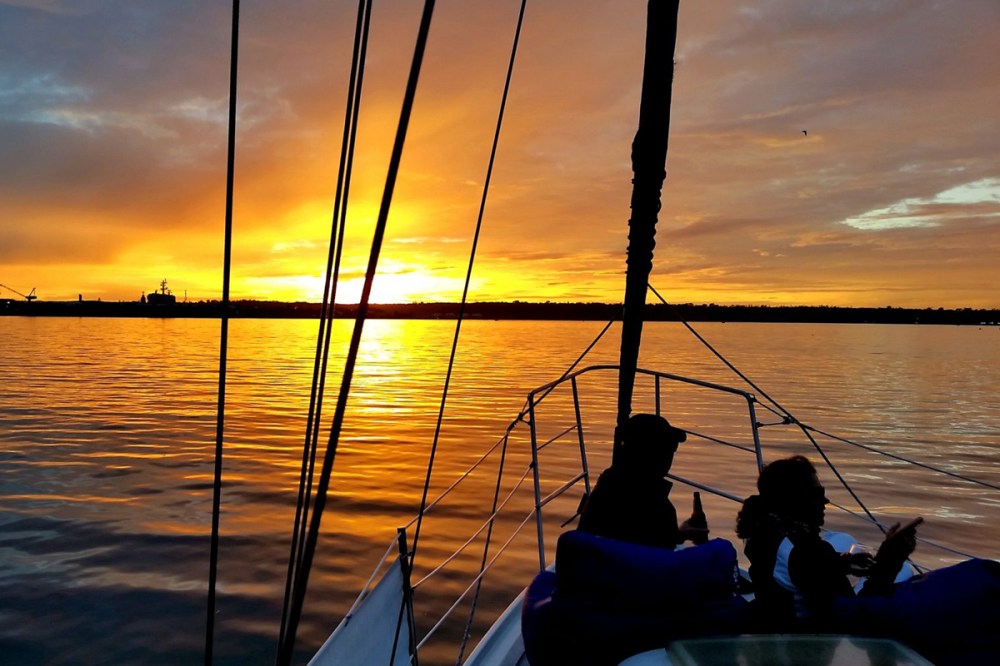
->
xmin=832 ymin=558 xmax=1000 ymax=666
xmin=555 ymin=531 xmax=740 ymax=613
xmin=521 ymin=531 xmax=749 ymax=665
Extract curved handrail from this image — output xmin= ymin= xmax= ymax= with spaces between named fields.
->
xmin=527 ymin=364 xmax=757 ymax=402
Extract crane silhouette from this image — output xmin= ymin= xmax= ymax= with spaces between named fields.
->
xmin=0 ymin=283 xmax=37 ymax=301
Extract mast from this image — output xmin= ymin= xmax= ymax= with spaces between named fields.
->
xmin=615 ymin=0 xmax=680 ymax=461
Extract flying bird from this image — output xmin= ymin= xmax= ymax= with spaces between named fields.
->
xmin=802 ymin=129 xmax=808 ymax=136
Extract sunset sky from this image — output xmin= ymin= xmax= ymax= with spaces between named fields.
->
xmin=2 ymin=0 xmax=998 ymax=307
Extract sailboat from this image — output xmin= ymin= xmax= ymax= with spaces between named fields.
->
xmin=191 ymin=1 xmax=999 ymax=665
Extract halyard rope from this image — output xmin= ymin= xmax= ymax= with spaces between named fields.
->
xmin=410 ymin=0 xmax=530 ymax=567
xmin=205 ymin=2 xmax=240 ymax=663
xmin=279 ymin=0 xmax=373 ymax=652
xmin=277 ymin=2 xmax=438 ymax=662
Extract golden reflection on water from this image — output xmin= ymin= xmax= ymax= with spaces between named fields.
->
xmin=1 ymin=317 xmax=999 ymax=663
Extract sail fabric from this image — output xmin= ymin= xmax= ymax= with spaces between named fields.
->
xmin=309 ymin=555 xmax=412 ymax=666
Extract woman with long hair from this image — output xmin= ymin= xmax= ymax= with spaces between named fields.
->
xmin=736 ymin=456 xmax=917 ymax=630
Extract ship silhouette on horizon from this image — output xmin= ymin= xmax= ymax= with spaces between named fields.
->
xmin=144 ymin=279 xmax=176 ymax=306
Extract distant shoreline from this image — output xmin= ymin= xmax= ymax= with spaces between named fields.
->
xmin=2 ymin=300 xmax=998 ymax=325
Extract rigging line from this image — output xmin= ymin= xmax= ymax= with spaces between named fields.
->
xmin=276 ymin=2 xmax=438 ymax=663
xmin=504 ymin=317 xmax=617 ymax=435
xmin=409 ymin=0 xmax=529 ymax=567
xmin=649 ymin=286 xmax=981 ymax=547
xmin=402 ymin=435 xmax=507 ymax=529
xmin=754 ymin=400 xmax=795 ymax=421
xmin=648 ymin=283 xmax=789 ymax=414
xmin=682 ymin=430 xmax=756 ymax=454
xmin=829 ymin=503 xmax=983 ymax=562
xmin=646 ymin=284 xmax=883 ymax=527
xmin=516 ymin=317 xmax=617 ymax=418
xmin=205 ymin=2 xmax=240 ymax=664
xmin=278 ymin=0 xmax=372 ymax=649
xmin=293 ymin=0 xmax=375 ymax=601
xmin=535 ymin=424 xmax=581 ymax=453
xmin=412 ymin=460 xmax=533 ymax=590
xmin=797 ymin=421 xmax=885 ymax=532
xmin=649 ymin=284 xmax=995 ymax=547
xmin=802 ymin=424 xmax=1000 ymax=493
xmin=300 ymin=0 xmax=373 ymax=551
xmin=650 ymin=286 xmax=997 ymax=502
xmin=457 ymin=429 xmax=513 ymax=665
xmin=647 ymin=283 xmax=821 ymax=434
xmin=415 ymin=509 xmax=536 ymax=652
xmin=279 ymin=0 xmax=371 ymax=635
xmin=401 ymin=395 xmax=544 ymax=532
xmin=493 ymin=320 xmax=616 ymax=436
xmin=686 ymin=330 xmax=999 ymax=493
xmin=400 ymin=398 xmax=555 ymax=530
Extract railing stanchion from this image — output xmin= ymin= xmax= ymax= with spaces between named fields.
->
xmin=528 ymin=396 xmax=545 ymax=570
xmin=747 ymin=396 xmax=764 ymax=472
xmin=571 ymin=377 xmax=592 ymax=495
xmin=655 ymin=374 xmax=662 ymax=415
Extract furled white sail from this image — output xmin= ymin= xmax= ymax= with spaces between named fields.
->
xmin=309 ymin=554 xmax=412 ymax=666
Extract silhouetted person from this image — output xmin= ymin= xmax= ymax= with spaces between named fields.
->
xmin=736 ymin=456 xmax=918 ymax=630
xmin=579 ymin=413 xmax=708 ymax=549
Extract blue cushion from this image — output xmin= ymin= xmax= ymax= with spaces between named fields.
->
xmin=555 ymin=530 xmax=739 ymax=613
xmin=833 ymin=558 xmax=1000 ymax=666
xmin=522 ymin=533 xmax=749 ymax=665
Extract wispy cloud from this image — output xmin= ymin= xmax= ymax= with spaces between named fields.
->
xmin=842 ymin=178 xmax=1000 ymax=230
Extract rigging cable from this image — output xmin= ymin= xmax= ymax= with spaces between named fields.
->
xmin=802 ymin=423 xmax=1000 ymax=493
xmin=276 ymin=2 xmax=438 ymax=663
xmin=647 ymin=284 xmax=883 ymax=527
xmin=648 ymin=283 xmax=1000 ymax=492
xmin=505 ymin=316 xmax=618 ymax=428
xmin=410 ymin=0 xmax=528 ymax=566
xmin=645 ymin=284 xmax=989 ymax=543
xmin=456 ymin=315 xmax=615 ymax=663
xmin=389 ymin=3 xmax=531 ymax=658
xmin=457 ymin=431 xmax=512 ymax=665
xmin=277 ymin=0 xmax=373 ymax=652
xmin=205 ymin=1 xmax=240 ymax=664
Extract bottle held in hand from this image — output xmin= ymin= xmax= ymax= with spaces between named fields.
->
xmin=688 ymin=491 xmax=709 ymax=545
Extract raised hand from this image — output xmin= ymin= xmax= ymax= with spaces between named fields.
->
xmin=876 ymin=517 xmax=922 ymax=569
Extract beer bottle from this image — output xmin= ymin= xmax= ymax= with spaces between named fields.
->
xmin=688 ymin=491 xmax=709 ymax=544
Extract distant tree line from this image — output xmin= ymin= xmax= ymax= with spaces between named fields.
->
xmin=3 ymin=298 xmax=998 ymax=325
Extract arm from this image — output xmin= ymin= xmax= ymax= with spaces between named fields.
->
xmin=788 ymin=538 xmax=855 ymax=619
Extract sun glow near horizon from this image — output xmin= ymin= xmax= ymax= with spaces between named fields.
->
xmin=242 ymin=268 xmax=475 ymax=305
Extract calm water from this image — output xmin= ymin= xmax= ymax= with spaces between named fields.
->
xmin=1 ymin=317 xmax=999 ymax=664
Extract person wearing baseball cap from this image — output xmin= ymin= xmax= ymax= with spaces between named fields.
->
xmin=578 ymin=413 xmax=706 ymax=549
